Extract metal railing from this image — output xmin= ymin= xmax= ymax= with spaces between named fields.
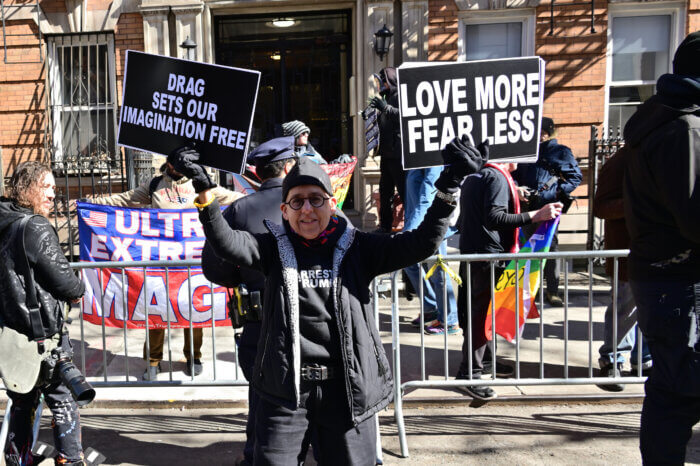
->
xmin=2 ymin=251 xmax=643 ymax=460
xmin=390 ymin=249 xmax=644 ymax=458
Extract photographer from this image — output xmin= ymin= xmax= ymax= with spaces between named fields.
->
xmin=512 ymin=117 xmax=582 ymax=306
xmin=0 ymin=161 xmax=87 ymax=466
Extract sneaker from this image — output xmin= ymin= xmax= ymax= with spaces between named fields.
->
xmin=184 ymin=358 xmax=203 ymax=377
xmin=596 ymin=363 xmax=624 ymax=392
xmin=142 ymin=363 xmax=161 ymax=381
xmin=424 ymin=320 xmax=460 ymax=335
xmin=545 ymin=292 xmax=563 ymax=307
xmin=457 ymin=384 xmax=497 ymax=400
xmin=482 ymin=360 xmax=514 ymax=377
xmin=411 ymin=311 xmax=438 ymax=328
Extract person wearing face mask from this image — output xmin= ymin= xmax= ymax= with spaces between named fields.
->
xmin=0 ymin=162 xmax=87 ymax=465
xmin=90 ymin=159 xmax=244 ymax=380
xmin=170 ymin=135 xmax=486 ymax=464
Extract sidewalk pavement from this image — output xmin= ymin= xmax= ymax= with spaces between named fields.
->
xmin=22 ymin=402 xmax=700 ymax=465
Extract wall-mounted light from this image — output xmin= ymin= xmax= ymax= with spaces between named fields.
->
xmin=272 ymin=18 xmax=295 ymax=28
xmin=180 ymin=36 xmax=196 ymax=61
xmin=270 ymin=52 xmax=281 ymax=61
xmin=373 ymin=24 xmax=393 ymax=61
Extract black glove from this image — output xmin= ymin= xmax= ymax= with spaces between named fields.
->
xmin=167 ymin=145 xmax=216 ymax=193
xmin=368 ymin=96 xmax=388 ymax=113
xmin=435 ymin=136 xmax=489 ymax=193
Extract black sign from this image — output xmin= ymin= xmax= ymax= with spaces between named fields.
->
xmin=117 ymin=50 xmax=260 ymax=174
xmin=397 ymin=57 xmax=544 ymax=169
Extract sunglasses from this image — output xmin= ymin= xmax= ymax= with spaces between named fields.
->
xmin=285 ymin=195 xmax=330 ymax=210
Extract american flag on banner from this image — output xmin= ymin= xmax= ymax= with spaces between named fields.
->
xmin=81 ymin=210 xmax=108 ymax=228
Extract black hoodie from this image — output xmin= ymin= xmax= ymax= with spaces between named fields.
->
xmin=622 ymin=74 xmax=700 ymax=281
xmin=0 ymin=198 xmax=84 ymax=338
xmin=376 ymin=67 xmax=402 ymax=159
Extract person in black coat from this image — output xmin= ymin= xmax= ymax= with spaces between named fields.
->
xmin=201 ymin=136 xmax=306 ymax=465
xmin=512 ymin=117 xmax=582 ymax=306
xmin=170 ymin=135 xmax=486 ymax=464
xmin=0 ymin=161 xmax=86 ymax=466
xmin=370 ymin=67 xmax=405 ymax=233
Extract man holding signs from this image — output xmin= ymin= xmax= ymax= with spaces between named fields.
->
xmin=170 ymin=133 xmax=486 ymax=462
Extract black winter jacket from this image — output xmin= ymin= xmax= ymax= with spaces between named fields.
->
xmin=199 ymin=195 xmax=455 ymax=425
xmin=0 ymin=199 xmax=84 ymax=339
xmin=377 ymin=67 xmax=402 ymax=160
xmin=623 ymin=74 xmax=700 ymax=281
xmin=512 ymin=139 xmax=582 ymax=209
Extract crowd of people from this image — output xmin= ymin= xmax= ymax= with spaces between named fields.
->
xmin=0 ymin=31 xmax=697 ymax=466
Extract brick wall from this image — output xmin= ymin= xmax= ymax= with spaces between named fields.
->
xmin=0 ymin=11 xmax=145 ymax=179
xmin=0 ymin=19 xmax=46 ymax=176
xmin=114 ymin=12 xmax=145 ymax=102
xmin=428 ymin=0 xmax=459 ymax=61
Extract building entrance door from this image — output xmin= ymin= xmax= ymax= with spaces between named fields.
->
xmin=215 ymin=10 xmax=353 ymax=168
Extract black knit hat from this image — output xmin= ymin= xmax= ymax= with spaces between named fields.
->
xmin=673 ymin=31 xmax=700 ymax=77
xmin=541 ymin=117 xmax=555 ymax=136
xmin=282 ymin=157 xmax=333 ymax=201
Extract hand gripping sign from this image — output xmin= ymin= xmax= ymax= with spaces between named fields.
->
xmin=397 ymin=57 xmax=545 ymax=169
xmin=117 ymin=50 xmax=261 ymax=174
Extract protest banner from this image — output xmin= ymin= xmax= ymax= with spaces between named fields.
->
xmin=396 ymin=57 xmax=545 ymax=169
xmin=322 ymin=158 xmax=357 ymax=209
xmin=77 ymin=202 xmax=232 ymax=329
xmin=485 ymin=216 xmax=560 ymax=342
xmin=117 ymin=50 xmax=260 ymax=174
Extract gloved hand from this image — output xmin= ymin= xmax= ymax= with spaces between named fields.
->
xmin=167 ymin=145 xmax=216 ymax=193
xmin=368 ymin=96 xmax=388 ymax=113
xmin=330 ymin=154 xmax=354 ymax=164
xmin=435 ymin=135 xmax=489 ymax=193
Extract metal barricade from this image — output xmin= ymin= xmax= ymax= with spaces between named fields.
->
xmin=390 ymin=249 xmax=645 ymax=458
xmin=64 ymin=259 xmax=247 ymax=387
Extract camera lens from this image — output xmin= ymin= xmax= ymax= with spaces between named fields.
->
xmin=56 ymin=358 xmax=95 ymax=407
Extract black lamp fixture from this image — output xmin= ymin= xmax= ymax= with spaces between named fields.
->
xmin=373 ymin=24 xmax=393 ymax=60
xmin=180 ymin=36 xmax=196 ymax=60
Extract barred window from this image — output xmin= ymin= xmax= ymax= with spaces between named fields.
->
xmin=46 ymin=33 xmax=119 ymax=173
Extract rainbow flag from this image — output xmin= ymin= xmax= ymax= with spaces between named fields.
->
xmin=485 ymin=216 xmax=560 ymax=343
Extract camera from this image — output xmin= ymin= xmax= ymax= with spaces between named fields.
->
xmin=42 ymin=349 xmax=95 ymax=407
xmin=557 ymin=189 xmax=575 ymax=214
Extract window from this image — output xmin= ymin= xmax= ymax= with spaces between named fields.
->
xmin=606 ymin=8 xmax=683 ymax=131
xmin=47 ymin=34 xmax=119 ymax=173
xmin=459 ymin=12 xmax=534 ymax=61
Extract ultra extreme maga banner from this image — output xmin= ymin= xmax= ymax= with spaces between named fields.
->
xmin=77 ymin=202 xmax=232 ymax=329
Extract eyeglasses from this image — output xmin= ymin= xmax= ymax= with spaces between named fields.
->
xmin=285 ymin=195 xmax=330 ymax=210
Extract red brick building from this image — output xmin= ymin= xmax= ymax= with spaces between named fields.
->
xmin=0 ymin=0 xmax=697 ymax=238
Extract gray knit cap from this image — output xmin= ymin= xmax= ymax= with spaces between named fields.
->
xmin=282 ymin=120 xmax=311 ymax=139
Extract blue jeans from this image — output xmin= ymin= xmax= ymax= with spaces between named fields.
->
xmin=598 ymin=281 xmax=652 ymax=367
xmin=403 ymin=167 xmax=458 ymax=326
xmin=631 ymin=279 xmax=700 ymax=465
